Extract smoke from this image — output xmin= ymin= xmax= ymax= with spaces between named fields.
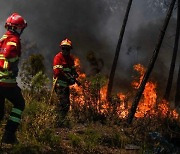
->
xmin=0 ymin=0 xmax=179 ymax=93
xmin=0 ymin=0 xmax=124 ymax=70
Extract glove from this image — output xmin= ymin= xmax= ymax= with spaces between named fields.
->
xmin=71 ymin=69 xmax=79 ymax=78
xmin=69 ymin=78 xmax=76 ymax=85
xmin=73 ymin=73 xmax=79 ymax=78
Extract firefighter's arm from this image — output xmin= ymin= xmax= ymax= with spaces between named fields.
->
xmin=65 ymin=72 xmax=81 ymax=86
xmin=3 ymin=40 xmax=20 ymax=60
xmin=0 ymin=40 xmax=20 ymax=75
xmin=53 ymin=56 xmax=65 ymax=78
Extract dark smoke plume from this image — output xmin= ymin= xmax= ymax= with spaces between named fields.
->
xmin=0 ymin=0 xmax=178 ymax=94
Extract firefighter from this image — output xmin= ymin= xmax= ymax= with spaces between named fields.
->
xmin=53 ymin=38 xmax=78 ymax=124
xmin=0 ymin=13 xmax=27 ymax=144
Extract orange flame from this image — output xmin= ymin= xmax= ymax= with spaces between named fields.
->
xmin=74 ymin=57 xmax=86 ymax=78
xmin=70 ymin=57 xmax=86 ymax=107
xmin=133 ymin=64 xmax=178 ymax=119
xmin=117 ymin=93 xmax=129 ymax=118
xmin=158 ymin=99 xmax=179 ymax=119
xmin=132 ymin=64 xmax=146 ymax=89
xmin=70 ymin=58 xmax=179 ymax=120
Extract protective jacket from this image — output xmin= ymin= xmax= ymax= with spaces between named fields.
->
xmin=0 ymin=31 xmax=21 ymax=86
xmin=53 ymin=52 xmax=76 ymax=87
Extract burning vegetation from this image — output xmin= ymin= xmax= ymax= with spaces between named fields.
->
xmin=0 ymin=53 xmax=179 ymax=153
xmin=70 ymin=57 xmax=179 ymax=121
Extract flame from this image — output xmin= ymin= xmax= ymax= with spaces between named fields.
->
xmin=100 ymin=85 xmax=107 ymax=101
xmin=99 ymin=85 xmax=109 ymax=114
xmin=132 ymin=64 xmax=145 ymax=89
xmin=132 ymin=64 xmax=178 ymax=119
xmin=74 ymin=57 xmax=86 ymax=78
xmin=158 ymin=99 xmax=179 ymax=119
xmin=135 ymin=82 xmax=157 ymax=118
xmin=116 ymin=93 xmax=129 ymax=118
xmin=70 ymin=58 xmax=179 ymax=120
xmin=70 ymin=57 xmax=86 ymax=107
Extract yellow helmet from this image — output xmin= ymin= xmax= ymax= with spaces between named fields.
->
xmin=60 ymin=38 xmax=72 ymax=48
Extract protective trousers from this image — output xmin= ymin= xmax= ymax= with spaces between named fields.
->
xmin=55 ymin=86 xmax=70 ymax=119
xmin=0 ymin=86 xmax=25 ymax=134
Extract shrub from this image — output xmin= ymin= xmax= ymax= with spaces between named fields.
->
xmin=68 ymin=133 xmax=82 ymax=148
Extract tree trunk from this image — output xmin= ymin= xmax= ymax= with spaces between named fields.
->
xmin=106 ymin=0 xmax=133 ymax=101
xmin=164 ymin=0 xmax=180 ymax=101
xmin=127 ymin=0 xmax=176 ymax=124
xmin=175 ymin=65 xmax=180 ymax=107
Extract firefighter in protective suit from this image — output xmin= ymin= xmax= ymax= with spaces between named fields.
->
xmin=0 ymin=13 xmax=27 ymax=144
xmin=53 ymin=39 xmax=78 ymax=123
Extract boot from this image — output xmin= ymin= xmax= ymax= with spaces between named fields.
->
xmin=1 ymin=131 xmax=18 ymax=144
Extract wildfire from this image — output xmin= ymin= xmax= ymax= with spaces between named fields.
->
xmin=132 ymin=64 xmax=146 ymax=89
xmin=135 ymin=81 xmax=157 ymax=118
xmin=98 ymin=85 xmax=109 ymax=114
xmin=70 ymin=57 xmax=86 ymax=106
xmin=132 ymin=64 xmax=178 ymax=119
xmin=117 ymin=93 xmax=129 ymax=118
xmin=74 ymin=57 xmax=86 ymax=79
xmin=70 ymin=58 xmax=179 ymax=120
xmin=100 ymin=85 xmax=107 ymax=101
xmin=158 ymin=99 xmax=179 ymax=119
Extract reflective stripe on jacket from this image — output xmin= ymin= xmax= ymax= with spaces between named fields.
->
xmin=53 ymin=77 xmax=68 ymax=87
xmin=0 ymin=31 xmax=21 ymax=85
xmin=53 ymin=52 xmax=75 ymax=87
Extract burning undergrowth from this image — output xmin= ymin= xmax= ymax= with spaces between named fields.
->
xmin=69 ymin=57 xmax=179 ymax=122
xmin=67 ymin=57 xmax=180 ymax=152
xmin=1 ymin=54 xmax=179 ymax=153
